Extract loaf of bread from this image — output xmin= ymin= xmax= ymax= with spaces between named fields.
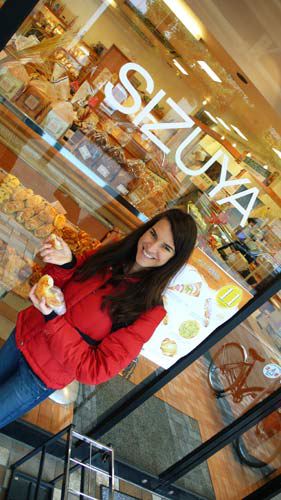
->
xmin=35 ymin=274 xmax=62 ymax=307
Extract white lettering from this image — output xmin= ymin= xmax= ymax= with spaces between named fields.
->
xmin=176 ymin=142 xmax=221 ymax=176
xmin=217 ymin=187 xmax=259 ymax=226
xmin=135 ymin=96 xmax=197 ymax=154
xmin=133 ymin=90 xmax=166 ymax=126
xmin=104 ymin=62 xmax=154 ymax=115
xmin=209 ymin=152 xmax=250 ymax=197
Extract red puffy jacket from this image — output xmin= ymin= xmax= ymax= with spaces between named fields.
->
xmin=16 ymin=254 xmax=166 ymax=389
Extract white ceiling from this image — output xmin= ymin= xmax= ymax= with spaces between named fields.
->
xmin=186 ymin=0 xmax=281 ymax=116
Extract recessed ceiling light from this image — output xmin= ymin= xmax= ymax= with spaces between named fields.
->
xmin=216 ymin=117 xmax=231 ymax=131
xmin=198 ymin=61 xmax=222 ymax=82
xmin=232 ymin=143 xmax=237 ymax=148
xmin=202 ymin=99 xmax=208 ymax=105
xmin=204 ymin=111 xmax=218 ymax=123
xmin=221 ymin=135 xmax=225 ymax=140
xmin=246 ymin=152 xmax=251 ymax=157
xmin=263 ymin=165 xmax=268 ymax=169
xmin=231 ymin=125 xmax=248 ymax=141
xmin=163 ymin=0 xmax=202 ymax=40
xmin=173 ymin=59 xmax=188 ymax=75
xmin=272 ymin=147 xmax=281 ymax=159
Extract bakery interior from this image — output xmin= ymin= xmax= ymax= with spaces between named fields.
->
xmin=0 ymin=1 xmax=280 ymax=499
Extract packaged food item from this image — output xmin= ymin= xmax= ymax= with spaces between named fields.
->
xmin=74 ymin=138 xmax=103 ymax=167
xmin=111 ymin=168 xmax=134 ymax=195
xmin=15 ymin=84 xmax=51 ymax=120
xmin=0 ymin=62 xmax=29 ymax=100
xmin=41 ymin=101 xmax=75 ymax=139
xmin=92 ymin=154 xmax=120 ymax=182
xmin=62 ymin=128 xmax=85 ymax=150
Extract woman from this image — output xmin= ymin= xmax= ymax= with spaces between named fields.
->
xmin=0 ymin=209 xmax=197 ymax=428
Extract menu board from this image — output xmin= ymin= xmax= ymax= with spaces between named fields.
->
xmin=141 ymin=248 xmax=253 ymax=368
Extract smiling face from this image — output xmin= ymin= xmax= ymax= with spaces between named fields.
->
xmin=133 ymin=218 xmax=175 ymax=271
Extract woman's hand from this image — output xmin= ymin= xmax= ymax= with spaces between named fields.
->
xmin=38 ymin=236 xmax=72 ymax=266
xmin=29 ymin=285 xmax=54 ymax=315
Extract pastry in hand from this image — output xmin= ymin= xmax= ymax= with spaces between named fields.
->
xmin=49 ymin=233 xmax=63 ymax=250
xmin=35 ymin=274 xmax=63 ymax=307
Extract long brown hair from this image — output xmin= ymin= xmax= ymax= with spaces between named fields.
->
xmin=75 ymin=209 xmax=197 ymax=325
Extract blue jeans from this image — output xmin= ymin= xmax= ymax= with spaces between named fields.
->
xmin=0 ymin=330 xmax=54 ymax=429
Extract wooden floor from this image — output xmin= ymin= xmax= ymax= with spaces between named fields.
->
xmin=0 ymin=311 xmax=280 ymax=499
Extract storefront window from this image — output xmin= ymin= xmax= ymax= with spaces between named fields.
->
xmin=96 ymin=297 xmax=280 ymax=496
xmin=0 ymin=0 xmax=279 ymax=462
xmin=176 ymin=412 xmax=281 ymax=499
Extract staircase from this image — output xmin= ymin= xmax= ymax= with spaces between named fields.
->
xmin=6 ymin=425 xmax=114 ymax=500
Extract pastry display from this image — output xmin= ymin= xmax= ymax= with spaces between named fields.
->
xmin=24 ymin=215 xmax=44 ymax=231
xmin=0 ymin=241 xmax=33 ymax=290
xmin=2 ymin=200 xmax=25 ymax=214
xmin=34 ymin=224 xmax=54 ymax=238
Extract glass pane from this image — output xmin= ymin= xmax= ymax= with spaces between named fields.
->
xmin=0 ymin=0 xmax=279 ymax=444
xmin=99 ymin=295 xmax=280 ymax=490
xmin=176 ymin=411 xmax=281 ymax=499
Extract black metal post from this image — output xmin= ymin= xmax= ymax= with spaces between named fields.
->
xmin=34 ymin=446 xmax=46 ymax=500
xmin=85 ymin=274 xmax=280 ymax=441
xmin=157 ymin=387 xmax=281 ymax=485
xmin=61 ymin=425 xmax=73 ymax=500
xmin=0 ymin=0 xmax=39 ymax=50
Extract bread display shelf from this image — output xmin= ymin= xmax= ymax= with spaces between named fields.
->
xmin=0 ymin=99 xmax=143 ymax=233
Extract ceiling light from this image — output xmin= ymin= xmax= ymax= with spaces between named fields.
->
xmin=232 ymin=143 xmax=237 ymax=148
xmin=216 ymin=117 xmax=231 ymax=131
xmin=231 ymin=125 xmax=248 ymax=141
xmin=272 ymin=147 xmax=281 ymax=159
xmin=204 ymin=111 xmax=218 ymax=123
xmin=263 ymin=165 xmax=268 ymax=169
xmin=198 ymin=61 xmax=222 ymax=82
xmin=246 ymin=152 xmax=251 ymax=157
xmin=163 ymin=0 xmax=202 ymax=40
xmin=173 ymin=59 xmax=188 ymax=75
xmin=106 ymin=0 xmax=117 ymax=6
xmin=202 ymin=99 xmax=208 ymax=105
xmin=221 ymin=135 xmax=225 ymax=140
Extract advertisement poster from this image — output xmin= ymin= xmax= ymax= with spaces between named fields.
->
xmin=141 ymin=248 xmax=253 ymax=368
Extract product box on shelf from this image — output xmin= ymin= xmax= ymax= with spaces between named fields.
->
xmin=74 ymin=138 xmax=104 ymax=168
xmin=91 ymin=153 xmax=121 ymax=182
xmin=110 ymin=167 xmax=135 ymax=196
xmin=15 ymin=85 xmax=51 ymax=120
